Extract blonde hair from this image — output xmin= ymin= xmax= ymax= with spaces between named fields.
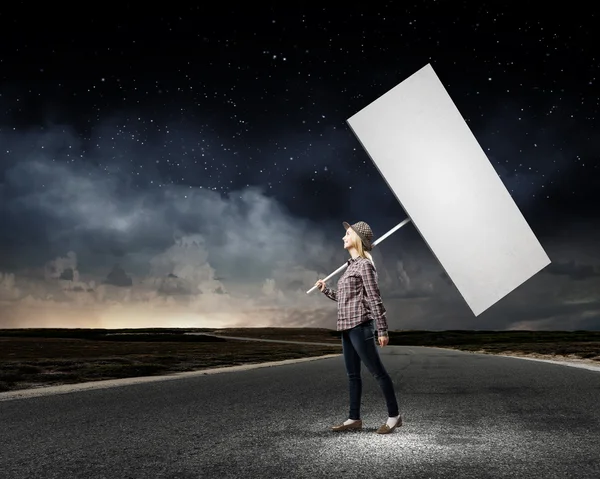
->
xmin=349 ymin=229 xmax=375 ymax=268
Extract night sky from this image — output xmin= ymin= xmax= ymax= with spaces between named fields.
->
xmin=1 ymin=4 xmax=598 ymax=330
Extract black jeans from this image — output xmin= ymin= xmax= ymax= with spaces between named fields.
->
xmin=341 ymin=320 xmax=399 ymax=420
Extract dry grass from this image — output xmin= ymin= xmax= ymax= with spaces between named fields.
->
xmin=0 ymin=335 xmax=341 ymax=393
xmin=439 ymin=341 xmax=600 ymax=359
xmin=211 ymin=329 xmax=600 ymax=360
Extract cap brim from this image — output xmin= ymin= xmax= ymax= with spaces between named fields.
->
xmin=342 ymin=221 xmax=351 ymax=231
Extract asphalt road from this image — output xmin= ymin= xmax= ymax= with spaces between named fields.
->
xmin=1 ymin=345 xmax=599 ymax=479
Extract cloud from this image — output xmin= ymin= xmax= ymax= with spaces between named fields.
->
xmin=545 ymin=260 xmax=600 ymax=281
xmin=45 ymin=251 xmax=79 ymax=281
xmin=0 ymin=272 xmax=21 ymax=301
xmin=0 ymin=120 xmax=599 ymax=331
xmin=0 ymin=142 xmax=341 ymax=328
xmin=104 ymin=265 xmax=133 ymax=287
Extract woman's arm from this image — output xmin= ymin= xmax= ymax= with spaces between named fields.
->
xmin=322 ymin=286 xmax=338 ymax=302
xmin=360 ymin=261 xmax=388 ymax=337
xmin=315 ymin=279 xmax=338 ymax=302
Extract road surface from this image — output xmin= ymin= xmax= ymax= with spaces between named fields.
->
xmin=1 ymin=344 xmax=599 ymax=478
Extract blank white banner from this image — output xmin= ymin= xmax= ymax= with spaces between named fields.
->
xmin=347 ymin=63 xmax=551 ymax=316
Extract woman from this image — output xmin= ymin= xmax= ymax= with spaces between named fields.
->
xmin=315 ymin=221 xmax=401 ymax=434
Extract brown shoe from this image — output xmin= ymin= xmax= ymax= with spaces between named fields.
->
xmin=331 ymin=419 xmax=363 ymax=431
xmin=376 ymin=416 xmax=402 ymax=434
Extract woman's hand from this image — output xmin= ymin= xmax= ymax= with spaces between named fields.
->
xmin=315 ymin=279 xmax=326 ymax=292
xmin=378 ymin=336 xmax=389 ymax=347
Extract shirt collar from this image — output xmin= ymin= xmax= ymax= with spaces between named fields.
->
xmin=347 ymin=256 xmax=362 ymax=265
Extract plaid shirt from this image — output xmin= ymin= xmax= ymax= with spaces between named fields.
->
xmin=321 ymin=256 xmax=388 ymax=337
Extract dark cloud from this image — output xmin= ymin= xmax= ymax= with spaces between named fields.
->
xmin=0 ymin=114 xmax=598 ymax=331
xmin=104 ymin=265 xmax=133 ymax=287
xmin=545 ymin=260 xmax=600 ymax=281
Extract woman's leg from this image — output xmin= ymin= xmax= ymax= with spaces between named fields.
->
xmin=348 ymin=321 xmax=399 ymax=417
xmin=342 ymin=329 xmax=362 ymax=420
